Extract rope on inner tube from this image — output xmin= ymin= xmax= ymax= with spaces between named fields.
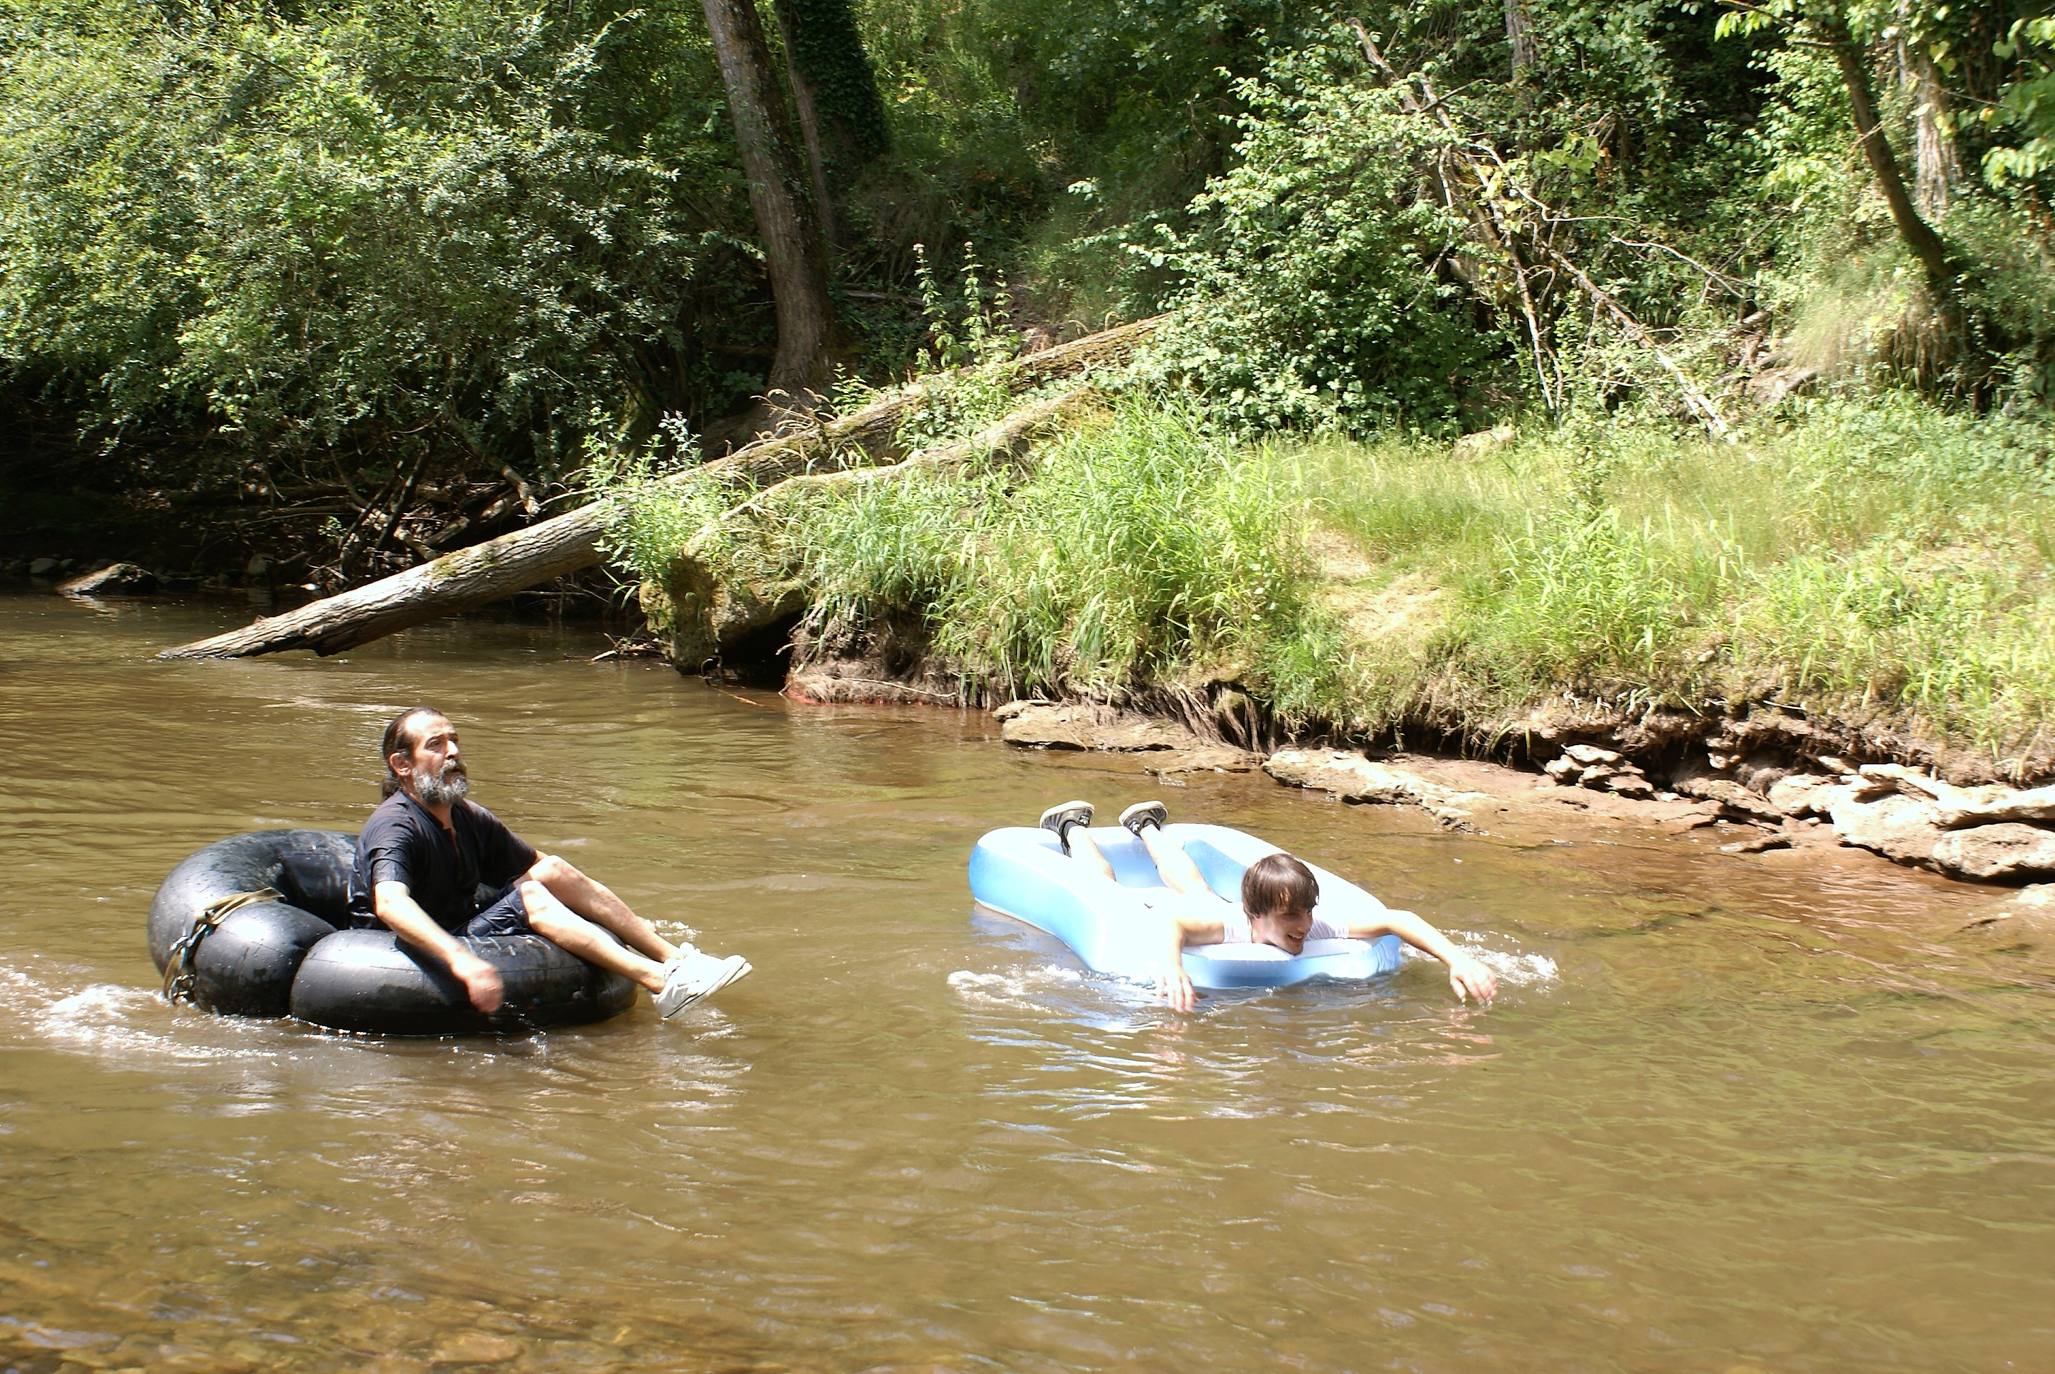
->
xmin=162 ymin=887 xmax=283 ymax=1005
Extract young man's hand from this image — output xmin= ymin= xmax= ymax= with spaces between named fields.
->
xmin=1447 ymin=953 xmax=1497 ymax=1005
xmin=1158 ymin=967 xmax=1197 ymax=1013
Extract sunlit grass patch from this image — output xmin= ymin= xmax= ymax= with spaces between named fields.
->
xmin=601 ymin=389 xmax=2052 ymax=761
xmin=1291 ymin=396 xmax=2055 ymax=755
xmin=1289 ymin=432 xmax=1530 ymax=567
xmin=1736 ymin=536 xmax=2055 ymax=752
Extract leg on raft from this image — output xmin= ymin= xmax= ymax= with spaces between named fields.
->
xmin=1066 ymin=827 xmax=1117 ymax=881
xmin=1054 ymin=800 xmax=1224 ymax=906
xmin=1121 ymin=801 xmax=1216 ymax=902
xmin=1042 ymin=801 xmax=1119 ymax=881
xmin=1136 ymin=825 xmax=1217 ymax=901
xmin=517 ymin=873 xmax=669 ymax=992
xmin=526 ymin=853 xmax=681 ymax=968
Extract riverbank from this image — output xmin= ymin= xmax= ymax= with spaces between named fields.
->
xmin=627 ymin=393 xmax=2055 ymax=891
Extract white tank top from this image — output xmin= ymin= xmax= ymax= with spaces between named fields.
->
xmin=1216 ymin=910 xmax=1345 ymax=944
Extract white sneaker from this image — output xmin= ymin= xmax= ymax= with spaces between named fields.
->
xmin=656 ymin=950 xmax=753 ymax=1019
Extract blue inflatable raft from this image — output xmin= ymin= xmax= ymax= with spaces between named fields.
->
xmin=966 ymin=822 xmax=1404 ymax=990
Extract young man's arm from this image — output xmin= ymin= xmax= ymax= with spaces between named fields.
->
xmin=373 ymin=881 xmax=504 ymax=1013
xmin=1156 ymin=912 xmax=1226 ymax=1012
xmin=1344 ymin=908 xmax=1497 ymax=1004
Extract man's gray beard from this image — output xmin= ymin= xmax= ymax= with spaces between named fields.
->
xmin=415 ymin=767 xmax=470 ymax=807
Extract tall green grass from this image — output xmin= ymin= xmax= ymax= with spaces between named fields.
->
xmin=776 ymin=399 xmax=1322 ymax=704
xmin=606 ymin=390 xmax=2054 ymax=761
xmin=1298 ymin=395 xmax=2055 ymax=755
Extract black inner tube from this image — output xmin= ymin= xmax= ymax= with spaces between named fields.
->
xmin=149 ymin=830 xmax=638 ymax=1035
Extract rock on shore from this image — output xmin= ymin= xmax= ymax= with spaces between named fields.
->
xmin=990 ymin=700 xmax=1258 ymax=776
xmin=1261 ymin=748 xmax=1486 ymax=831
xmin=988 ymin=695 xmax=2055 ymax=887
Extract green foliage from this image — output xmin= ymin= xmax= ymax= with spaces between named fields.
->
xmin=0 ymin=0 xmax=746 ymax=488
xmin=841 ymin=0 xmax=1051 ymax=280
xmin=852 ymin=0 xmax=1336 ymax=325
xmin=881 ymin=243 xmax=1021 ymax=449
xmin=1134 ymin=33 xmax=1500 ymax=435
xmin=1982 ymin=16 xmax=2055 ymax=188
xmin=587 ymin=414 xmax=751 ymax=604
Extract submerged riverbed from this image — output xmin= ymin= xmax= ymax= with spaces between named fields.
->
xmin=1 ymin=587 xmax=2050 ymax=1373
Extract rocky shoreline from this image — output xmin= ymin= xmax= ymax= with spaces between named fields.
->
xmin=789 ymin=661 xmax=2055 ymax=909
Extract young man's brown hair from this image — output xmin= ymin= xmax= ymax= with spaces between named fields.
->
xmin=1240 ymin=852 xmax=1318 ymax=919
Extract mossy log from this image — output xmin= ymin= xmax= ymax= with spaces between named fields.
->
xmin=158 ymin=318 xmax=1159 ymax=660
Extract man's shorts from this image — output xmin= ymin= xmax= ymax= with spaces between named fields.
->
xmin=460 ymin=882 xmax=534 ymax=938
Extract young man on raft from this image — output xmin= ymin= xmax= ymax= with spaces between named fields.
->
xmin=1040 ymin=800 xmax=1499 ymax=1013
xmin=347 ymin=706 xmax=750 ymax=1019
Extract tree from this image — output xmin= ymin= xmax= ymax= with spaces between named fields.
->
xmin=1720 ymin=0 xmax=1998 ymax=381
xmin=769 ymin=0 xmax=889 ymax=248
xmin=698 ymin=0 xmax=840 ymax=402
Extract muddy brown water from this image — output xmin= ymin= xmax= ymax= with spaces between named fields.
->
xmin=1 ymin=587 xmax=2050 ymax=1373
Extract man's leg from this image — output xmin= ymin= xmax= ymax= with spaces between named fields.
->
xmin=517 ymin=879 xmax=668 ymax=992
xmin=1121 ymin=802 xmax=1218 ymax=902
xmin=470 ymin=879 xmax=748 ymax=1018
xmin=524 ymin=854 xmax=683 ymax=965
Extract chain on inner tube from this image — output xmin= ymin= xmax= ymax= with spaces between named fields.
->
xmin=162 ymin=887 xmax=283 ymax=1006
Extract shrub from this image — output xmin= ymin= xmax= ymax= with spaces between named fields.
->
xmin=1132 ymin=31 xmax=1505 ymax=436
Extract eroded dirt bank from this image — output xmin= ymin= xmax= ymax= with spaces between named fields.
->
xmin=777 ymin=651 xmax=2055 ymax=910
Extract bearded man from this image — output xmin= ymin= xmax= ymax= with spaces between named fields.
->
xmin=346 ymin=706 xmax=748 ymax=1019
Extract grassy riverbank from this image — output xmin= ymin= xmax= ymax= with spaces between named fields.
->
xmin=615 ymin=395 xmax=2055 ymax=776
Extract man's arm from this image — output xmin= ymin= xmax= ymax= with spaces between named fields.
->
xmin=372 ymin=880 xmax=504 ymax=1014
xmin=1344 ymin=908 xmax=1497 ymax=1004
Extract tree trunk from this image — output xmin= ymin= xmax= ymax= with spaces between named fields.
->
xmin=1506 ymin=0 xmax=1536 ymax=84
xmin=772 ymin=3 xmax=839 ymax=249
xmin=700 ymin=0 xmax=839 ymax=400
xmin=1896 ymin=23 xmax=1963 ymax=217
xmin=769 ymin=0 xmax=890 ymax=251
xmin=1819 ymin=12 xmax=1961 ymax=294
xmin=158 ymin=318 xmax=1164 ymax=660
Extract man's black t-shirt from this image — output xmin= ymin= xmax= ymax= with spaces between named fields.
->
xmin=347 ymin=791 xmax=538 ymax=929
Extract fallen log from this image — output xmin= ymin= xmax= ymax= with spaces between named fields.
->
xmin=159 ymin=319 xmax=1160 ymax=660
xmin=649 ymin=388 xmax=1103 ymax=668
xmin=719 ymin=387 xmax=1098 ymax=519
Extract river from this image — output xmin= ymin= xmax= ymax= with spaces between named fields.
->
xmin=1 ymin=587 xmax=2049 ymax=1373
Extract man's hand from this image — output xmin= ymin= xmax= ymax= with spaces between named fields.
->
xmin=1158 ymin=966 xmax=1197 ymax=1013
xmin=452 ymin=954 xmax=504 ymax=1014
xmin=375 ymin=880 xmax=504 ymax=1015
xmin=1447 ymin=953 xmax=1497 ymax=1005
